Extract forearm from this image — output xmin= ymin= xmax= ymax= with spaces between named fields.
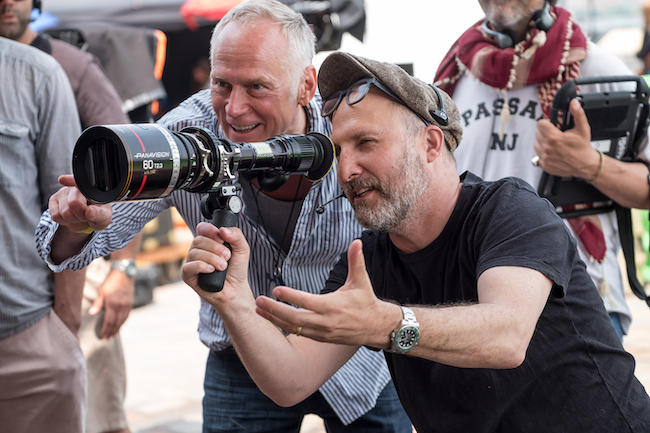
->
xmin=41 ymin=201 xmax=154 ymax=269
xmin=94 ymin=233 xmax=142 ymax=338
xmin=53 ymin=268 xmax=86 ymax=336
xmin=408 ymin=302 xmax=533 ymax=369
xmin=403 ymin=267 xmax=550 ymax=369
xmin=185 ymin=223 xmax=355 ymax=405
xmin=50 ymin=226 xmax=94 ymax=265
xmin=589 ymin=157 xmax=650 ymax=209
xmin=218 ymin=292 xmax=352 ymax=406
xmin=110 ymin=233 xmax=142 ymax=260
xmin=536 ymin=100 xmax=650 ymax=209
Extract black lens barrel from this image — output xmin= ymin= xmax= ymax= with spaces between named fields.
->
xmin=72 ymin=125 xmax=334 ymax=204
xmin=233 ymin=132 xmax=333 ymax=182
xmin=73 ymin=124 xmax=202 ymax=204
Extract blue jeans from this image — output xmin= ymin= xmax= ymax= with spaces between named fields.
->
xmin=202 ymin=349 xmax=412 ymax=433
xmin=609 ymin=312 xmax=624 ymax=341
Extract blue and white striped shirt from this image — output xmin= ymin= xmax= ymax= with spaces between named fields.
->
xmin=36 ymin=89 xmax=391 ymax=424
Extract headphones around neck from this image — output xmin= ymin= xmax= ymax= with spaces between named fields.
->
xmin=481 ymin=0 xmax=553 ymax=49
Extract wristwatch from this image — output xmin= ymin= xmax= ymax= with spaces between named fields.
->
xmin=110 ymin=259 xmax=137 ymax=278
xmin=390 ymin=306 xmax=420 ymax=353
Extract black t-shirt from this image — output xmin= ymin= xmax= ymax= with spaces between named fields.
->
xmin=324 ymin=173 xmax=650 ymax=432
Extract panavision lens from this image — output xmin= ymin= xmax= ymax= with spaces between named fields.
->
xmin=73 ymin=124 xmax=218 ymax=204
xmin=72 ymin=124 xmax=334 ymax=204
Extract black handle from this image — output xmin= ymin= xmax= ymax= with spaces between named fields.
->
xmin=198 ymin=209 xmax=239 ymax=292
xmin=549 ymin=75 xmax=649 ymax=130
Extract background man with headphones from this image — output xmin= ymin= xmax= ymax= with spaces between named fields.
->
xmin=435 ymin=0 xmax=650 ymax=340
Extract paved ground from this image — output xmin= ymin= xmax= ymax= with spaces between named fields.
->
xmin=120 ymin=278 xmax=650 ymax=433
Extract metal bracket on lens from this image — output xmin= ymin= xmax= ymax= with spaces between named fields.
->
xmin=213 ymin=144 xmax=240 ymax=189
xmin=193 ymin=137 xmax=215 ymax=179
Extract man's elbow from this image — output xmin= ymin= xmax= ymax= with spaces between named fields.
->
xmin=499 ymin=347 xmax=527 ymax=369
xmin=271 ymin=394 xmax=305 ymax=408
xmin=260 ymin=383 xmax=315 ymax=407
xmin=493 ymin=336 xmax=530 ymax=369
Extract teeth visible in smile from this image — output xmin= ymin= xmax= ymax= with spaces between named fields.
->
xmin=231 ymin=124 xmax=257 ymax=132
xmin=357 ymin=187 xmax=372 ymax=197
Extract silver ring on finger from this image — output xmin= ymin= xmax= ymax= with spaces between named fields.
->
xmin=531 ymin=155 xmax=540 ymax=167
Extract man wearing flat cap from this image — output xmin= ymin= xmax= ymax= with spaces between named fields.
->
xmin=179 ymin=51 xmax=648 ymax=431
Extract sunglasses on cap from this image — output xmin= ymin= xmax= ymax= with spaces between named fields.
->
xmin=321 ymin=77 xmax=448 ymax=127
xmin=321 ymin=77 xmax=429 ymax=125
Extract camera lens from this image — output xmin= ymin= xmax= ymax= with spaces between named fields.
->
xmin=72 ymin=124 xmax=334 ymax=204
xmin=235 ymin=132 xmax=333 ymax=182
xmin=73 ymin=124 xmax=217 ymax=204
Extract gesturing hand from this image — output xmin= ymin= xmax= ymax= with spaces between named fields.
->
xmin=255 ymin=239 xmax=401 ymax=348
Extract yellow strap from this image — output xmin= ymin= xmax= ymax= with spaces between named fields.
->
xmin=73 ymin=227 xmax=95 ymax=235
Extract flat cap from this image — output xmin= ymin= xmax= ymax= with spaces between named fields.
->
xmin=318 ymin=52 xmax=462 ymax=151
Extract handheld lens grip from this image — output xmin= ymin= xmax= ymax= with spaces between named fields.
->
xmin=198 ymin=209 xmax=239 ymax=292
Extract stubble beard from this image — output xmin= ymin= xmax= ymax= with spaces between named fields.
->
xmin=482 ymin=0 xmax=544 ymax=33
xmin=346 ymin=144 xmax=429 ymax=233
xmin=0 ymin=9 xmax=30 ymax=41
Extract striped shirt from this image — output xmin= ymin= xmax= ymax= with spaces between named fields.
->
xmin=36 ymin=89 xmax=391 ymax=424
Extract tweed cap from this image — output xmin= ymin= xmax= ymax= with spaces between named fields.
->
xmin=318 ymin=52 xmax=462 ymax=151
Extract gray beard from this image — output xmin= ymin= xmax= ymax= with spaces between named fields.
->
xmin=351 ymin=145 xmax=429 ymax=233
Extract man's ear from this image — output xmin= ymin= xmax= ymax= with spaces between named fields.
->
xmin=424 ymin=125 xmax=446 ymax=163
xmin=298 ymin=65 xmax=318 ymax=106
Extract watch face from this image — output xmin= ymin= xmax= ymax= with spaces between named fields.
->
xmin=113 ymin=259 xmax=137 ymax=277
xmin=396 ymin=326 xmax=420 ymax=352
xmin=124 ymin=262 xmax=137 ymax=277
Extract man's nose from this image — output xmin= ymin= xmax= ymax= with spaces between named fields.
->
xmin=225 ymin=87 xmax=249 ymax=118
xmin=337 ymin=149 xmax=362 ymax=184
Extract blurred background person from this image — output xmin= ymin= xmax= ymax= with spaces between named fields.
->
xmin=637 ymin=0 xmax=650 ymax=75
xmin=0 ymin=35 xmax=84 ymax=433
xmin=0 ymin=1 xmax=142 ymax=432
xmin=190 ymin=56 xmax=211 ymax=93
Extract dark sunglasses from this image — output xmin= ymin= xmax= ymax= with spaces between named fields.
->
xmin=321 ymin=77 xmax=448 ymax=127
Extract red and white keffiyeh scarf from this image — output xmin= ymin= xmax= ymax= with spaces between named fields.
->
xmin=434 ymin=6 xmax=587 ymax=118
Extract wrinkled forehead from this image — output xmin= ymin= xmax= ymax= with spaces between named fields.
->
xmin=211 ymin=19 xmax=293 ymax=71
